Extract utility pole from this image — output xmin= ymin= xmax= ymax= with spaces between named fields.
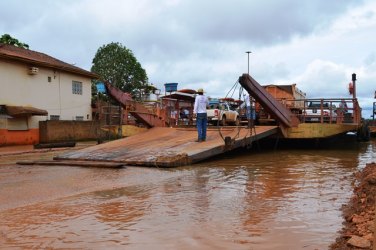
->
xmin=373 ymin=90 xmax=376 ymax=120
xmin=352 ymin=73 xmax=357 ymax=99
xmin=245 ymin=51 xmax=253 ymax=128
xmin=246 ymin=51 xmax=252 ymax=75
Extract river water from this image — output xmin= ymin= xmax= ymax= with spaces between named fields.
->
xmin=0 ymin=138 xmax=375 ymax=250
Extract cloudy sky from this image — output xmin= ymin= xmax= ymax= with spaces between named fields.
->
xmin=1 ymin=0 xmax=376 ymax=117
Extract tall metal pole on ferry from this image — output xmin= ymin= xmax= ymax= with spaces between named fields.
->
xmin=245 ymin=51 xmax=253 ymax=127
xmin=246 ymin=51 xmax=252 ymax=75
xmin=373 ymin=90 xmax=376 ymax=120
xmin=352 ymin=73 xmax=357 ymax=99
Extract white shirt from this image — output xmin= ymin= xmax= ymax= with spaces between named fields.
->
xmin=244 ymin=95 xmax=251 ymax=107
xmin=193 ymin=95 xmax=209 ymax=114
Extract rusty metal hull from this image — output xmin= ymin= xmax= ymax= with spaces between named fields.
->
xmin=55 ymin=126 xmax=278 ymax=167
xmin=285 ymin=123 xmax=359 ymax=138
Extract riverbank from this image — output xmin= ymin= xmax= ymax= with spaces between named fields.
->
xmin=330 ymin=162 xmax=376 ymax=249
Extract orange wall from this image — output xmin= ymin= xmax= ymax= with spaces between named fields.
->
xmin=0 ymin=128 xmax=40 ymax=146
xmin=265 ymin=86 xmax=294 ymax=100
xmin=264 ymin=86 xmax=296 ymax=108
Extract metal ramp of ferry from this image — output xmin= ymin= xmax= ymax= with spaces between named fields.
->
xmin=55 ymin=126 xmax=278 ymax=167
xmin=238 ymin=73 xmax=300 ymax=131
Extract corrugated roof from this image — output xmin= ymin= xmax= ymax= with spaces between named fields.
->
xmin=0 ymin=43 xmax=98 ymax=79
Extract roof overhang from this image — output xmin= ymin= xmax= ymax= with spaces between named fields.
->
xmin=0 ymin=105 xmax=48 ymax=117
xmin=161 ymin=91 xmax=195 ymax=102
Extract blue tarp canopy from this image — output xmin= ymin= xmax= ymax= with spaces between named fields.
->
xmin=96 ymin=82 xmax=106 ymax=93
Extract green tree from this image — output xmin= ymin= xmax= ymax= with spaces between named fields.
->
xmin=0 ymin=34 xmax=29 ymax=49
xmin=91 ymin=42 xmax=148 ymax=100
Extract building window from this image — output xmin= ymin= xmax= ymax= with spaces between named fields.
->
xmin=72 ymin=81 xmax=83 ymax=95
xmin=75 ymin=116 xmax=84 ymax=121
xmin=50 ymin=115 xmax=60 ymax=120
xmin=48 ymin=76 xmax=52 ymax=82
xmin=7 ymin=118 xmax=28 ymax=131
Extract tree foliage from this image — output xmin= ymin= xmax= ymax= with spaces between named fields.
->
xmin=0 ymin=34 xmax=29 ymax=49
xmin=91 ymin=42 xmax=148 ymax=100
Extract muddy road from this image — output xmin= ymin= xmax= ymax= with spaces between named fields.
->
xmin=0 ymin=140 xmax=375 ymax=249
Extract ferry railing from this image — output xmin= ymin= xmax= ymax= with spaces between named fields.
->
xmin=282 ymin=98 xmax=360 ymax=124
xmin=256 ymin=98 xmax=361 ymax=125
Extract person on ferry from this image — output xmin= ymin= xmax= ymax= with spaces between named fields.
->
xmin=193 ymin=88 xmax=209 ymax=142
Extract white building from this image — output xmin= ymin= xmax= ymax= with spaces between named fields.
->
xmin=0 ymin=44 xmax=98 ymax=145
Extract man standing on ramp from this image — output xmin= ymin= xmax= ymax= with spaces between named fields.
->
xmin=193 ymin=88 xmax=209 ymax=142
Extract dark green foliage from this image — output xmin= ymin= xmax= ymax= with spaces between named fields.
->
xmin=0 ymin=34 xmax=29 ymax=49
xmin=91 ymin=42 xmax=148 ymax=101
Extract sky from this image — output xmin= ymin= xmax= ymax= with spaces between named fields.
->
xmin=1 ymin=0 xmax=376 ymax=118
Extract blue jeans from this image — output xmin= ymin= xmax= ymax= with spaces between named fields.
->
xmin=246 ymin=106 xmax=256 ymax=120
xmin=196 ymin=113 xmax=207 ymax=141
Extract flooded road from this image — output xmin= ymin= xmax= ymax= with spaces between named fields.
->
xmin=0 ymin=139 xmax=375 ymax=249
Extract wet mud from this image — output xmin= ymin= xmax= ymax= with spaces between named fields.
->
xmin=0 ymin=140 xmax=375 ymax=249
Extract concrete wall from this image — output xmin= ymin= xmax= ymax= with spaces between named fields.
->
xmin=39 ymin=120 xmax=100 ymax=143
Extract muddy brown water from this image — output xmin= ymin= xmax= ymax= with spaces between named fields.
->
xmin=0 ymin=139 xmax=375 ymax=249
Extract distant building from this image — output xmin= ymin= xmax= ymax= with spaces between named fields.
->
xmin=0 ymin=44 xmax=98 ymax=145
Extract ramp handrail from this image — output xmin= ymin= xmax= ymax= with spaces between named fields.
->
xmin=104 ymin=81 xmax=166 ymax=128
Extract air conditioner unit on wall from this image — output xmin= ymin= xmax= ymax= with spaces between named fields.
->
xmin=28 ymin=67 xmax=39 ymax=75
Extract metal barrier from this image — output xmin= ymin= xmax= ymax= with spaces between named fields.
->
xmin=257 ymin=98 xmax=361 ymax=125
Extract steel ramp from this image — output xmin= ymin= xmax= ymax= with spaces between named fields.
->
xmin=55 ymin=126 xmax=278 ymax=167
xmin=239 ymin=74 xmax=300 ymax=128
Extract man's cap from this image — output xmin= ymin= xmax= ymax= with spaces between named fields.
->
xmin=197 ymin=88 xmax=204 ymax=93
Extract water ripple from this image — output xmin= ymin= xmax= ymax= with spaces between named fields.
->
xmin=0 ymin=140 xmax=373 ymax=249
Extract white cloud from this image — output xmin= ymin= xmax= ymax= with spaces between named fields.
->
xmin=0 ymin=0 xmax=375 ymax=118
xmin=294 ymin=60 xmax=348 ymax=98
